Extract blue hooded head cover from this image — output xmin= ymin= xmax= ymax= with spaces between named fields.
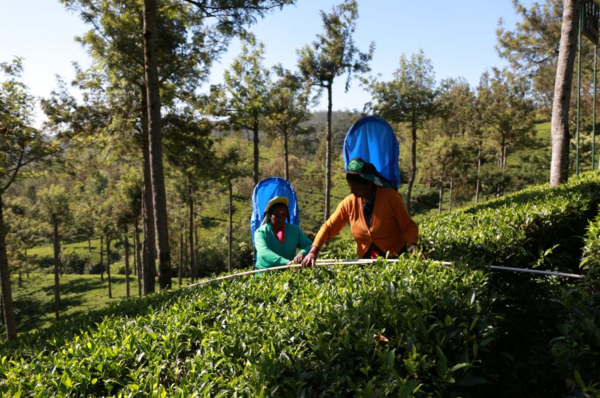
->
xmin=343 ymin=116 xmax=400 ymax=190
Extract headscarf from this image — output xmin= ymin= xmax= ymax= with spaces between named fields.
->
xmin=344 ymin=158 xmax=394 ymax=189
xmin=260 ymin=196 xmax=289 ymax=226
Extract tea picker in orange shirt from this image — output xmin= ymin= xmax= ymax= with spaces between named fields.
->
xmin=301 ymin=158 xmax=420 ymax=267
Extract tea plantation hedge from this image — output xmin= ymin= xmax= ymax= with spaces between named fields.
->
xmin=1 ymin=172 xmax=599 ymax=397
xmin=581 ymin=205 xmax=600 ymax=283
xmin=420 ymin=172 xmax=600 ymax=273
xmin=0 ymin=259 xmax=495 ymax=397
xmin=549 ymin=205 xmax=600 ymax=397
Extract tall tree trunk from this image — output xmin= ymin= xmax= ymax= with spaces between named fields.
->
xmin=141 ymin=86 xmax=156 ymax=295
xmin=406 ymin=113 xmax=418 ymax=214
xmin=551 ymin=0 xmax=581 ymax=186
xmin=228 ymin=180 xmax=233 ymax=273
xmin=253 ymin=119 xmax=260 ymax=185
xmin=438 ymin=180 xmax=443 ymax=215
xmin=143 ymin=0 xmax=172 ymax=290
xmin=52 ymin=213 xmax=61 ymax=320
xmin=324 ymin=83 xmax=333 ymax=221
xmin=106 ymin=235 xmax=112 ymax=299
xmin=124 ymin=234 xmax=130 ymax=299
xmin=132 ymin=231 xmax=137 ymax=277
xmin=475 ymin=143 xmax=482 ymax=204
xmin=100 ymin=235 xmax=104 ymax=282
xmin=499 ymin=138 xmax=507 ymax=171
xmin=134 ymin=221 xmax=142 ymax=297
xmin=183 ymin=226 xmax=189 ymax=283
xmin=178 ymin=231 xmax=183 ymax=287
xmin=188 ymin=179 xmax=196 ymax=283
xmin=449 ymin=177 xmax=454 ymax=212
xmin=195 ymin=224 xmax=199 ymax=279
xmin=0 ymin=195 xmax=17 ymax=341
xmin=284 ymin=132 xmax=290 ymax=181
xmin=25 ymin=247 xmax=29 ymax=278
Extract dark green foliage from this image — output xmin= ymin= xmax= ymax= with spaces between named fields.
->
xmin=319 ymin=172 xmax=600 ymax=396
xmin=0 ymin=258 xmax=494 ymax=397
xmin=580 ymin=206 xmax=600 ymax=285
xmin=417 ymin=172 xmax=600 ymax=397
xmin=548 ymin=206 xmax=600 ymax=397
xmin=421 ymin=172 xmax=600 ymax=273
xmin=551 ymin=287 xmax=600 ymax=397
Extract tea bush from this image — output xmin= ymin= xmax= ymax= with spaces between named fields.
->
xmin=550 ymin=286 xmax=600 ymax=397
xmin=549 ymin=206 xmax=600 ymax=397
xmin=420 ymin=172 xmax=600 ymax=273
xmin=0 ymin=258 xmax=496 ymax=397
xmin=3 ymin=173 xmax=599 ymax=397
xmin=580 ymin=205 xmax=600 ymax=286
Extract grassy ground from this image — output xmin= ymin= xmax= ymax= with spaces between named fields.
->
xmin=27 ymin=237 xmax=112 ymax=273
xmin=7 ymin=272 xmax=148 ymax=335
xmin=28 ymin=237 xmax=101 ymax=259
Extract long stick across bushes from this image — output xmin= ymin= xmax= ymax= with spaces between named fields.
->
xmin=187 ymin=257 xmax=583 ymax=289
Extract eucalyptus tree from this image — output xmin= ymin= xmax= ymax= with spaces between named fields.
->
xmin=550 ymin=0 xmax=582 ymax=186
xmin=471 ymin=75 xmax=498 ymax=204
xmin=496 ymin=0 xmax=586 ymax=185
xmin=142 ymin=0 xmax=296 ymax=287
xmin=424 ymin=77 xmax=475 ymax=211
xmin=266 ymin=66 xmax=314 ymax=181
xmin=37 ymin=185 xmax=71 ymax=320
xmin=479 ymin=69 xmax=536 ymax=177
xmin=496 ymin=0 xmax=564 ymax=115
xmin=98 ymin=195 xmax=119 ymax=299
xmin=0 ymin=59 xmax=53 ymax=340
xmin=163 ymin=110 xmax=216 ymax=282
xmin=61 ymin=0 xmax=223 ymax=291
xmin=214 ymin=143 xmax=250 ymax=272
xmin=3 ymin=197 xmax=38 ymax=283
xmin=365 ymin=50 xmax=437 ymax=213
xmin=420 ymin=135 xmax=465 ymax=214
xmin=297 ymin=0 xmax=373 ymax=220
xmin=219 ymin=36 xmax=271 ymax=185
xmin=114 ymin=166 xmax=143 ymax=298
xmin=42 ymin=75 xmax=139 ymax=286
xmin=64 ymin=0 xmax=295 ymax=290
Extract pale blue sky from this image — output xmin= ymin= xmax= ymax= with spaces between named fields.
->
xmin=1 ymin=0 xmax=535 ymax=124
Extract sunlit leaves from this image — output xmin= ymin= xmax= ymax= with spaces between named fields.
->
xmin=0 ymin=257 xmax=493 ymax=396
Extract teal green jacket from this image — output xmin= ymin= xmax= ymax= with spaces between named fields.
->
xmin=254 ymin=223 xmax=312 ymax=270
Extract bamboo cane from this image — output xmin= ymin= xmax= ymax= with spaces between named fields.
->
xmin=437 ymin=261 xmax=583 ymax=279
xmin=187 ymin=257 xmax=584 ymax=290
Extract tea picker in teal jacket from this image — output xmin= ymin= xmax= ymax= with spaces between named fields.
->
xmin=254 ymin=196 xmax=313 ymax=270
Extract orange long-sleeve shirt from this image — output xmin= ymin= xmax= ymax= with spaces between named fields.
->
xmin=313 ymin=187 xmax=418 ymax=258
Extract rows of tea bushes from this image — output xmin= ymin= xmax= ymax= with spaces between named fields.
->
xmin=580 ymin=205 xmax=600 ymax=284
xmin=0 ymin=258 xmax=495 ymax=397
xmin=321 ymin=172 xmax=600 ymax=395
xmin=416 ymin=173 xmax=600 ymax=396
xmin=549 ymin=205 xmax=600 ymax=396
xmin=2 ymin=173 xmax=599 ymax=397
xmin=420 ymin=172 xmax=600 ymax=273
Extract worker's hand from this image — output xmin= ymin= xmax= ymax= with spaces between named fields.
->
xmin=292 ymin=252 xmax=305 ymax=264
xmin=301 ymin=252 xmax=317 ymax=268
xmin=409 ymin=244 xmax=427 ymax=260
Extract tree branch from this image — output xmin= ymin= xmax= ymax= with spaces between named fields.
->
xmin=1 ymin=146 xmax=25 ymax=193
